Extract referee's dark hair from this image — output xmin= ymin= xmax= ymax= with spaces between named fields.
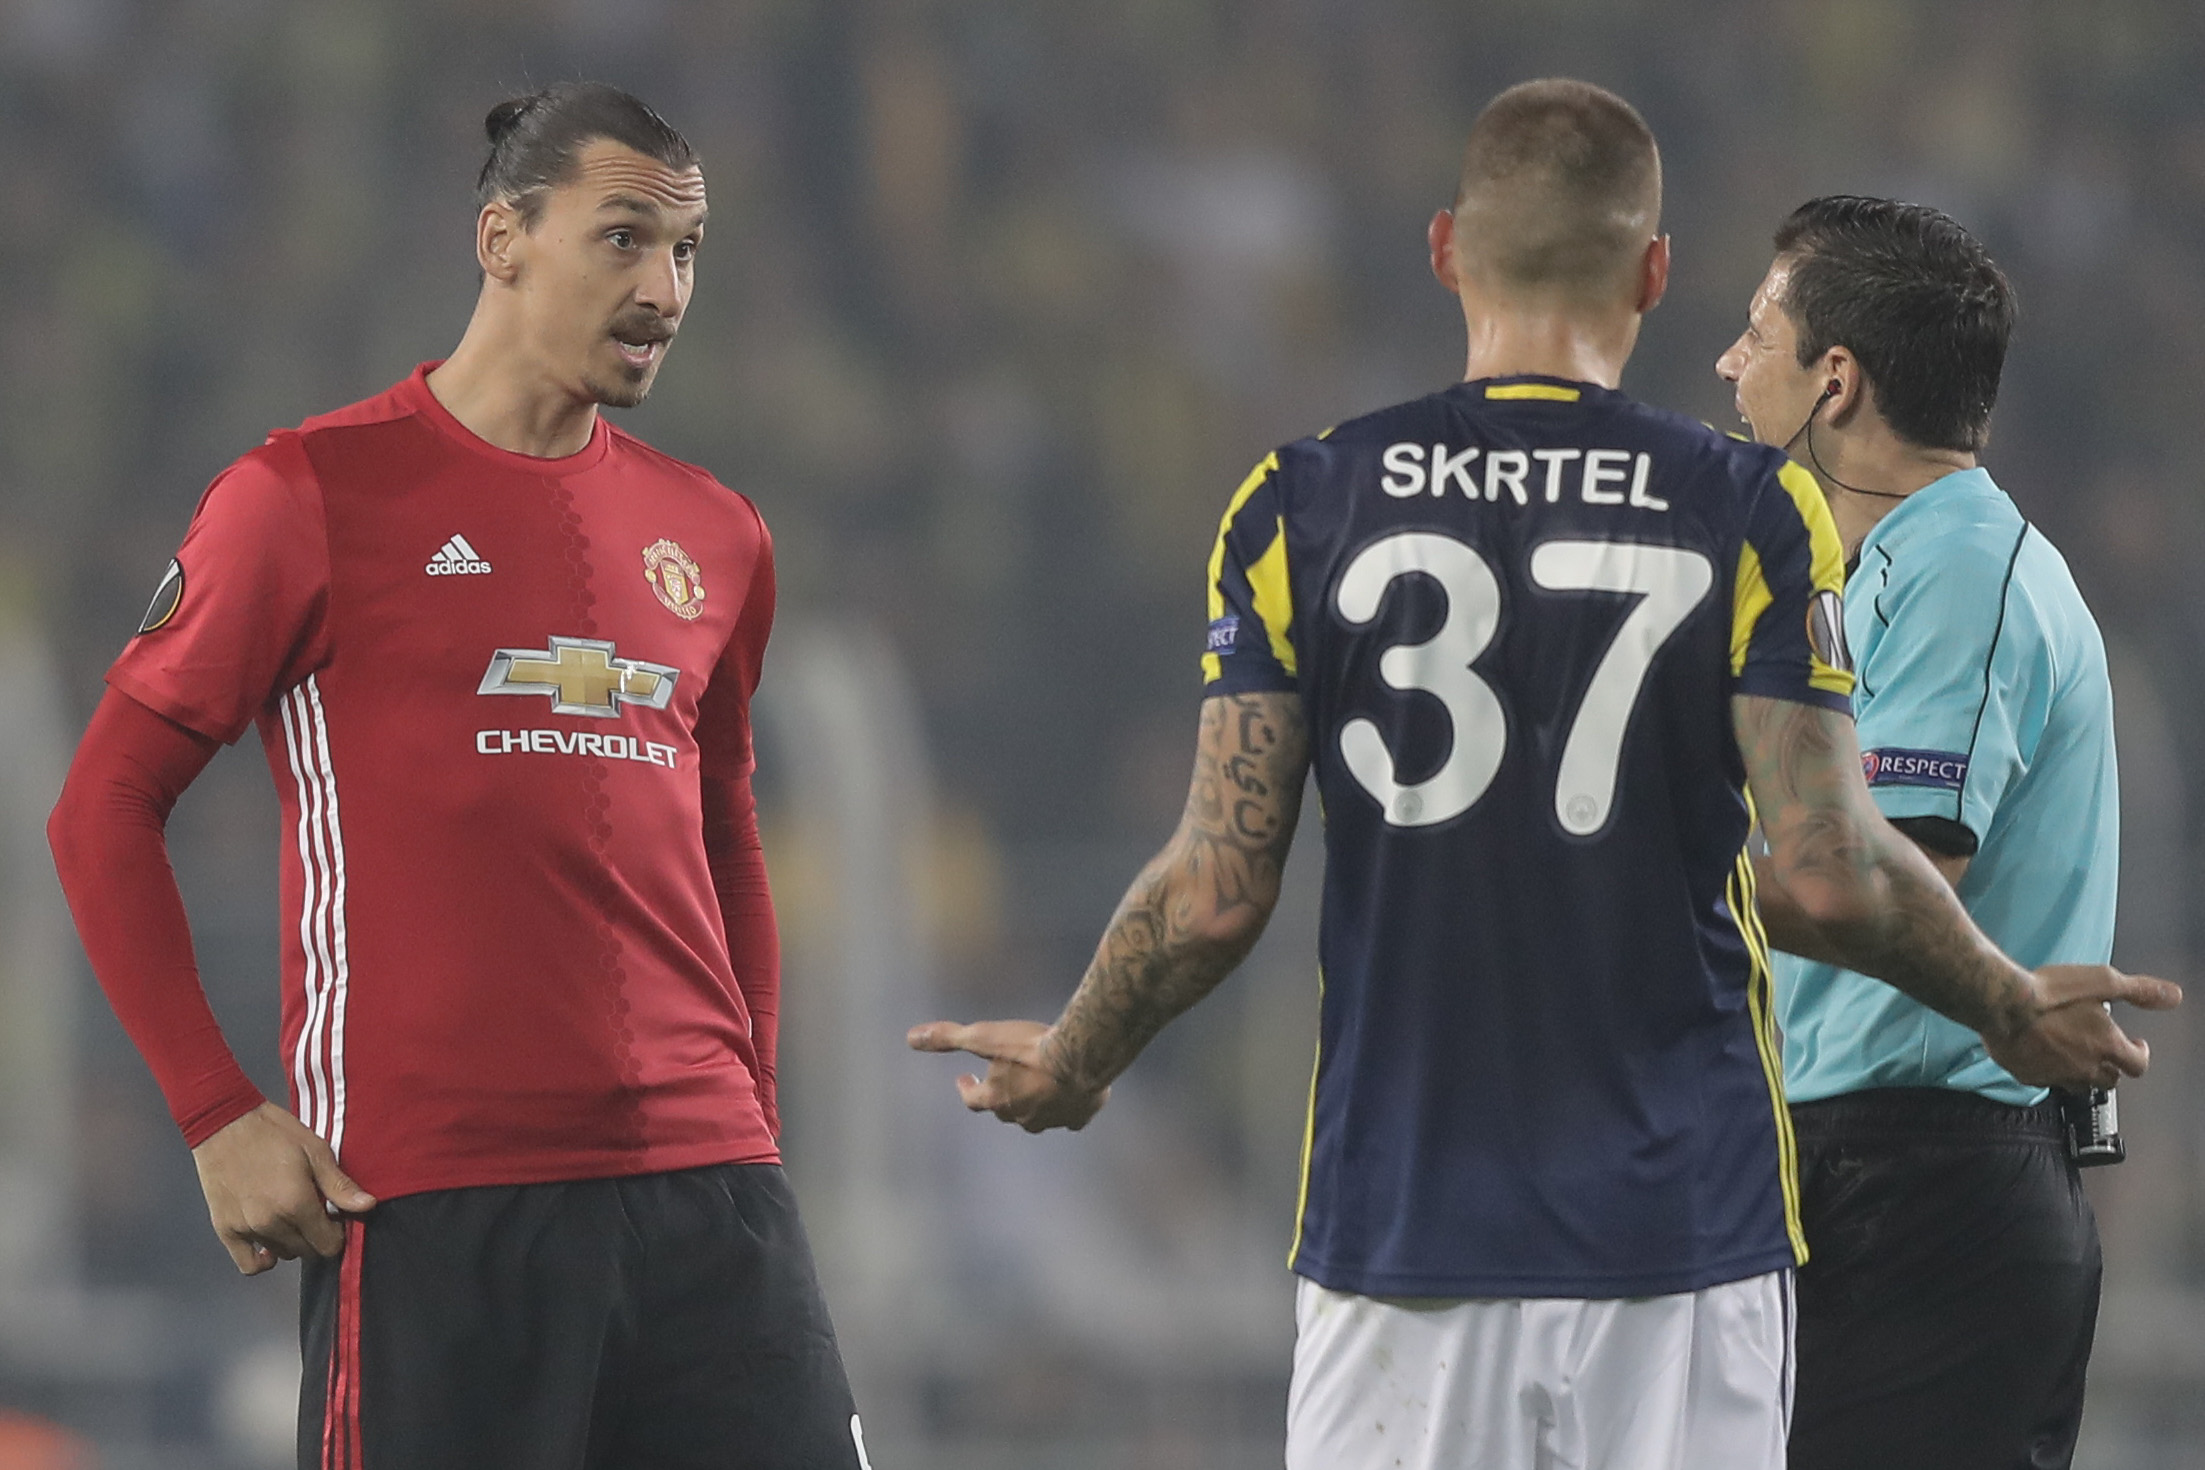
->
xmin=1774 ymin=196 xmax=2014 ymax=453
xmin=476 ymin=82 xmax=697 ymax=226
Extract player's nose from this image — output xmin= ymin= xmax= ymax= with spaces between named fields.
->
xmin=634 ymin=252 xmax=685 ymax=317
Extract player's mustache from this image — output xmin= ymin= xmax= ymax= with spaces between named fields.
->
xmin=609 ymin=313 xmax=677 ymax=345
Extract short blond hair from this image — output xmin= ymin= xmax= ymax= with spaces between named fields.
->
xmin=1453 ymin=79 xmax=1661 ymax=304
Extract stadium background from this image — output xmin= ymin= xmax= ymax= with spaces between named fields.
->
xmin=0 ymin=1 xmax=2199 ymax=1465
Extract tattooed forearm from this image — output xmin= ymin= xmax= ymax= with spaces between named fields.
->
xmin=1039 ymin=693 xmax=1311 ymax=1093
xmin=1746 ymin=852 xmax=1847 ymax=966
xmin=1855 ymin=855 xmax=2037 ymax=1038
xmin=1734 ymin=694 xmax=2037 ymax=1039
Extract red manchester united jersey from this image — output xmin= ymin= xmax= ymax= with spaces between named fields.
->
xmin=107 ymin=365 xmax=779 ymax=1197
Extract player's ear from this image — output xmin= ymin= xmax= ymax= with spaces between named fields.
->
xmin=1428 ymin=209 xmax=1458 ymax=292
xmin=478 ymin=200 xmax=524 ymax=286
xmin=1635 ymin=235 xmax=1671 ymax=315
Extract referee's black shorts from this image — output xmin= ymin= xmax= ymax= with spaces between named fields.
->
xmin=1787 ymin=1086 xmax=2101 ymax=1470
xmin=298 ymin=1162 xmax=868 ymax=1470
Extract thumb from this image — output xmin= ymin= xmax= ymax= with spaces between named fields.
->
xmin=308 ymin=1148 xmax=376 ymax=1213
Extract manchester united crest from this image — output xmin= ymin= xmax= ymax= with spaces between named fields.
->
xmin=641 ymin=538 xmax=705 ymax=621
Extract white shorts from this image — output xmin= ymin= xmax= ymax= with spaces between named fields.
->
xmin=1286 ymin=1270 xmax=1794 ymax=1470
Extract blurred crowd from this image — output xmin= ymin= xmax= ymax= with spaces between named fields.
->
xmin=1 ymin=1 xmax=2201 ymax=1465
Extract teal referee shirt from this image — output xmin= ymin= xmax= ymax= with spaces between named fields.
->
xmin=1776 ymin=467 xmax=2120 ymax=1107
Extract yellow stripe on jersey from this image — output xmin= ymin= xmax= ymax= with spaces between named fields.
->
xmin=1729 ymin=840 xmax=1808 ymax=1265
xmin=1203 ymin=452 xmax=1284 ymax=682
xmin=1775 ymin=460 xmax=1855 ymax=695
xmin=1731 ymin=541 xmax=1774 ymax=677
xmin=1777 ymin=460 xmax=1847 ymax=595
xmin=1206 ymin=453 xmax=1279 ymax=621
xmin=1287 ymin=966 xmax=1326 ymax=1270
xmin=1485 ymin=382 xmax=1582 ymax=402
xmin=1245 ymin=527 xmax=1297 ymax=674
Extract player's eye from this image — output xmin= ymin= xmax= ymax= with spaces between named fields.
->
xmin=607 ymin=229 xmax=637 ymax=250
xmin=674 ymin=239 xmax=698 ymax=263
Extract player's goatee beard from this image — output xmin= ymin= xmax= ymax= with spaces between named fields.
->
xmin=594 ymin=311 xmax=675 ymax=409
xmin=590 ymin=372 xmax=654 ymax=410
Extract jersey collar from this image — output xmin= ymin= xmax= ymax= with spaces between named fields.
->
xmin=400 ymin=362 xmax=613 ymax=477
xmin=1459 ymin=373 xmax=1613 ymax=405
xmin=1857 ymin=466 xmax=2005 ymax=560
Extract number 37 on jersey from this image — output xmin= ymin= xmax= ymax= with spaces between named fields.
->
xmin=1334 ymin=533 xmax=1712 ymax=835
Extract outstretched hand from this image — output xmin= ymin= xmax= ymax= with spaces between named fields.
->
xmin=1986 ymin=965 xmax=2182 ymax=1091
xmin=191 ymin=1101 xmax=376 ymax=1275
xmin=906 ymin=1019 xmax=1110 ymax=1133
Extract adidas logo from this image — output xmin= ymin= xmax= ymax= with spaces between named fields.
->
xmin=426 ymin=535 xmax=493 ymax=577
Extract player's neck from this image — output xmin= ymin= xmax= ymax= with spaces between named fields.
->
xmin=428 ymin=327 xmax=602 ymax=460
xmin=1807 ymin=424 xmax=1976 ymax=556
xmin=1459 ymin=303 xmax=1636 ymax=390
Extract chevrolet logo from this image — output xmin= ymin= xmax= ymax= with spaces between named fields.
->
xmin=477 ymin=636 xmax=680 ymax=719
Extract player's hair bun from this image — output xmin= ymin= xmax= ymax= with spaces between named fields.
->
xmin=484 ymin=96 xmax=537 ymax=147
xmin=474 ymin=82 xmax=697 ymax=220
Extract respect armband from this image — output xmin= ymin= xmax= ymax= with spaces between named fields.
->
xmin=1861 ymin=747 xmax=1969 ymax=791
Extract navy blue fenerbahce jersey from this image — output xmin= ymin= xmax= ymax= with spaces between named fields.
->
xmin=1206 ymin=375 xmax=1852 ymax=1299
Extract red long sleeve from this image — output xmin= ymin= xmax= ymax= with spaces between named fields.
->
xmin=702 ymin=769 xmax=780 ymax=1139
xmin=48 ymin=687 xmax=264 ymax=1146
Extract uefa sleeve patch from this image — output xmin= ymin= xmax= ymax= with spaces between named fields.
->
xmin=1861 ymin=748 xmax=1969 ymax=791
xmin=1207 ymin=615 xmax=1241 ymax=654
xmin=136 ymin=558 xmax=184 ymax=635
xmin=1806 ymin=589 xmax=1852 ymax=673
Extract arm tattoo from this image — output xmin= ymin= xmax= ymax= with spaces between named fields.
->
xmin=1040 ymin=693 xmax=1311 ymax=1092
xmin=1735 ymin=695 xmax=2035 ymax=1038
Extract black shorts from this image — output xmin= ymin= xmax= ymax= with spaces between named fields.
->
xmin=1787 ymin=1087 xmax=2101 ymax=1470
xmin=298 ymin=1162 xmax=866 ymax=1470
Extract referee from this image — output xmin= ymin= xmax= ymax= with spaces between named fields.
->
xmin=1720 ymin=197 xmax=2116 ymax=1469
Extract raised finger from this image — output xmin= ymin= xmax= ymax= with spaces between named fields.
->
xmin=907 ymin=1021 xmax=972 ymax=1054
xmin=2041 ymin=966 xmax=2182 ymax=1011
xmin=938 ymin=1022 xmax=1045 ymax=1067
xmin=2115 ymin=973 xmax=2184 ymax=1012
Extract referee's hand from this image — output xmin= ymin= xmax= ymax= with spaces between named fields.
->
xmin=191 ymin=1102 xmax=376 ymax=1275
xmin=907 ymin=1019 xmax=1110 ymax=1133
xmin=1987 ymin=965 xmax=2183 ymax=1092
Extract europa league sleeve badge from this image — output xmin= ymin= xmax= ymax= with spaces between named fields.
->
xmin=137 ymin=558 xmax=185 ymax=635
xmin=1805 ymin=587 xmax=1852 ymax=675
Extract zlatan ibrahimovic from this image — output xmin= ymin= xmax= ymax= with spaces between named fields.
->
xmin=48 ymin=84 xmax=872 ymax=1470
